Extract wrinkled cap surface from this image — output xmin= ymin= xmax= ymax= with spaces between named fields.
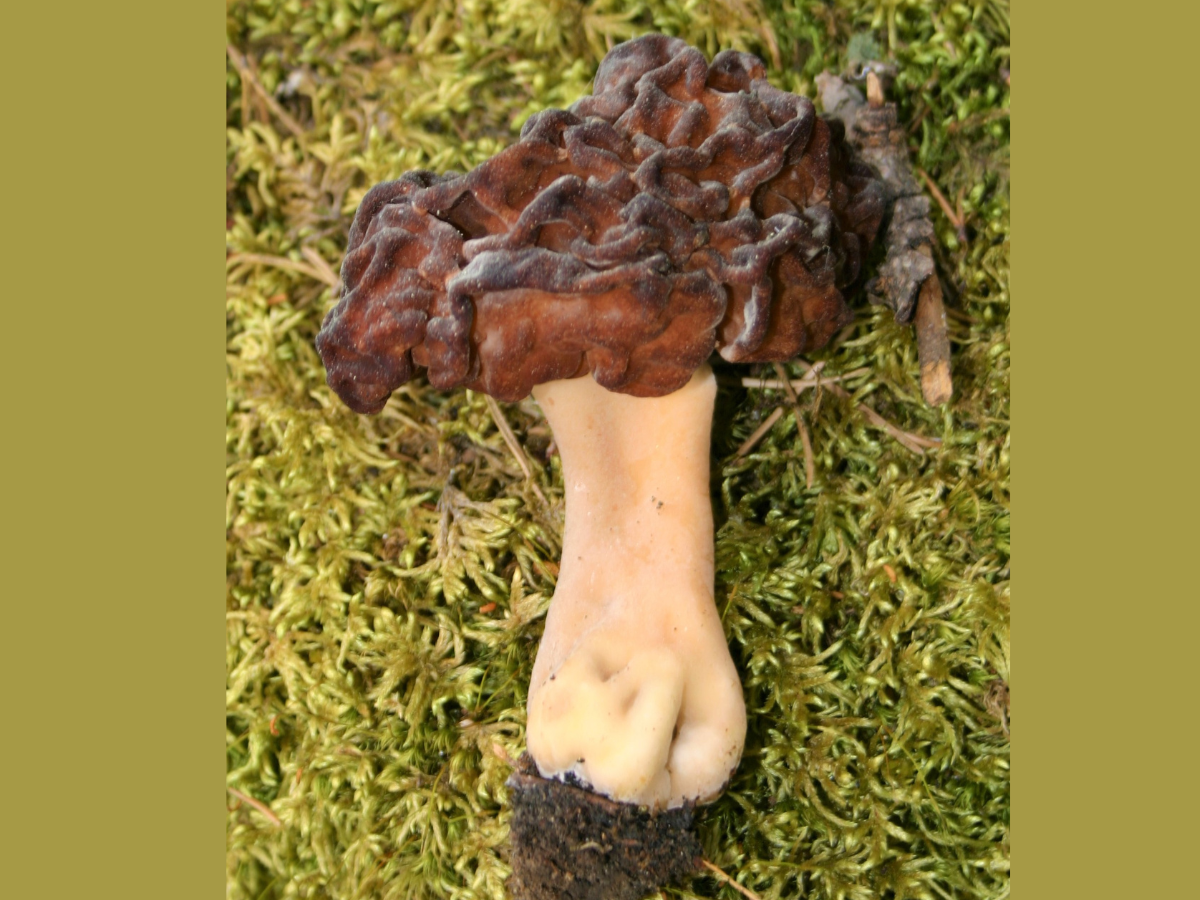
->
xmin=317 ymin=34 xmax=885 ymax=412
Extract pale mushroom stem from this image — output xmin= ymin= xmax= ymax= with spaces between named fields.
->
xmin=527 ymin=364 xmax=747 ymax=810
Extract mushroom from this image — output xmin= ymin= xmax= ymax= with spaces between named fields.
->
xmin=317 ymin=35 xmax=883 ymax=813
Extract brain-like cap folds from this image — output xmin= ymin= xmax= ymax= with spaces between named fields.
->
xmin=317 ymin=34 xmax=885 ymax=413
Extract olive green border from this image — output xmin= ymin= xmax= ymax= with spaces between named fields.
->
xmin=1022 ymin=3 xmax=1196 ymax=897
xmin=7 ymin=4 xmax=218 ymax=897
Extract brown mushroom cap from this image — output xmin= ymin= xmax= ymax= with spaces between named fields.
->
xmin=317 ymin=34 xmax=885 ymax=413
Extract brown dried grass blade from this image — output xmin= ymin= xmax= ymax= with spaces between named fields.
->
xmin=226 ymin=46 xmax=308 ymax=144
xmin=227 ymin=787 xmax=282 ymax=827
xmin=734 ymin=406 xmax=784 ymax=459
xmin=227 ymin=253 xmax=339 ymax=288
xmin=700 ymin=859 xmax=764 ymax=900
xmin=484 ymin=394 xmax=548 ymax=504
xmin=773 ymin=362 xmax=814 ymax=488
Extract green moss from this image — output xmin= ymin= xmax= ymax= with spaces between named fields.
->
xmin=226 ymin=1 xmax=1009 ymax=897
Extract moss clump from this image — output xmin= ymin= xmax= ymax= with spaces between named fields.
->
xmin=226 ymin=2 xmax=1009 ymax=898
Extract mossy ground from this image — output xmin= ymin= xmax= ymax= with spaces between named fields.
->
xmin=226 ymin=2 xmax=1010 ymax=898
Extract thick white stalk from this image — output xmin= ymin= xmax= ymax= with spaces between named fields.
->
xmin=527 ymin=365 xmax=746 ymax=809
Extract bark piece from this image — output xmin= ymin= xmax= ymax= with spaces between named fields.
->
xmin=867 ymin=194 xmax=935 ymax=323
xmin=816 ymin=70 xmax=954 ymax=405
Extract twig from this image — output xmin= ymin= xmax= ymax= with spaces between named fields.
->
xmin=739 ymin=367 xmax=870 ymax=392
xmin=483 ymin=395 xmax=532 ymax=481
xmin=866 ymin=70 xmax=884 ymax=107
xmin=792 ymin=360 xmax=941 ymax=454
xmin=700 ymin=859 xmax=764 ymax=900
xmin=821 ymin=69 xmax=957 ymax=410
xmin=851 ymin=395 xmax=938 ymax=453
xmin=484 ymin=394 xmax=549 ymax=504
xmin=773 ymin=363 xmax=814 ymax=489
xmin=226 ymin=46 xmax=308 ymax=143
xmin=299 ymin=246 xmax=340 ymax=288
xmin=915 ymin=167 xmax=968 ymax=243
xmin=914 ymin=253 xmax=954 ymax=405
xmin=734 ymin=406 xmax=784 ymax=459
xmin=227 ymin=252 xmax=339 ymax=288
xmin=227 ymin=787 xmax=282 ymax=827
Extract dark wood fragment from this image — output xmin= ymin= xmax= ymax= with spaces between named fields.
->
xmin=914 ymin=247 xmax=953 ymax=405
xmin=817 ymin=70 xmax=955 ymax=406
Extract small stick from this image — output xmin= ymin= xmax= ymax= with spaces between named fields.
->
xmin=823 ymin=68 xmax=957 ymax=410
xmin=734 ymin=406 xmax=784 ymax=459
xmin=773 ymin=363 xmax=814 ymax=488
xmin=804 ymin=360 xmax=827 ymax=421
xmin=740 ymin=367 xmax=870 ymax=392
xmin=914 ymin=167 xmax=968 ymax=244
xmin=914 ymin=256 xmax=954 ymax=406
xmin=299 ymin=246 xmax=340 ymax=289
xmin=228 ymin=252 xmax=339 ymax=288
xmin=791 ymin=361 xmax=941 ymax=454
xmin=484 ymin=394 xmax=549 ymax=504
xmin=226 ymin=46 xmax=308 ymax=143
xmin=852 ymin=397 xmax=938 ymax=453
xmin=700 ymin=859 xmax=764 ymax=900
xmin=866 ymin=70 xmax=884 ymax=107
xmin=227 ymin=787 xmax=282 ymax=827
